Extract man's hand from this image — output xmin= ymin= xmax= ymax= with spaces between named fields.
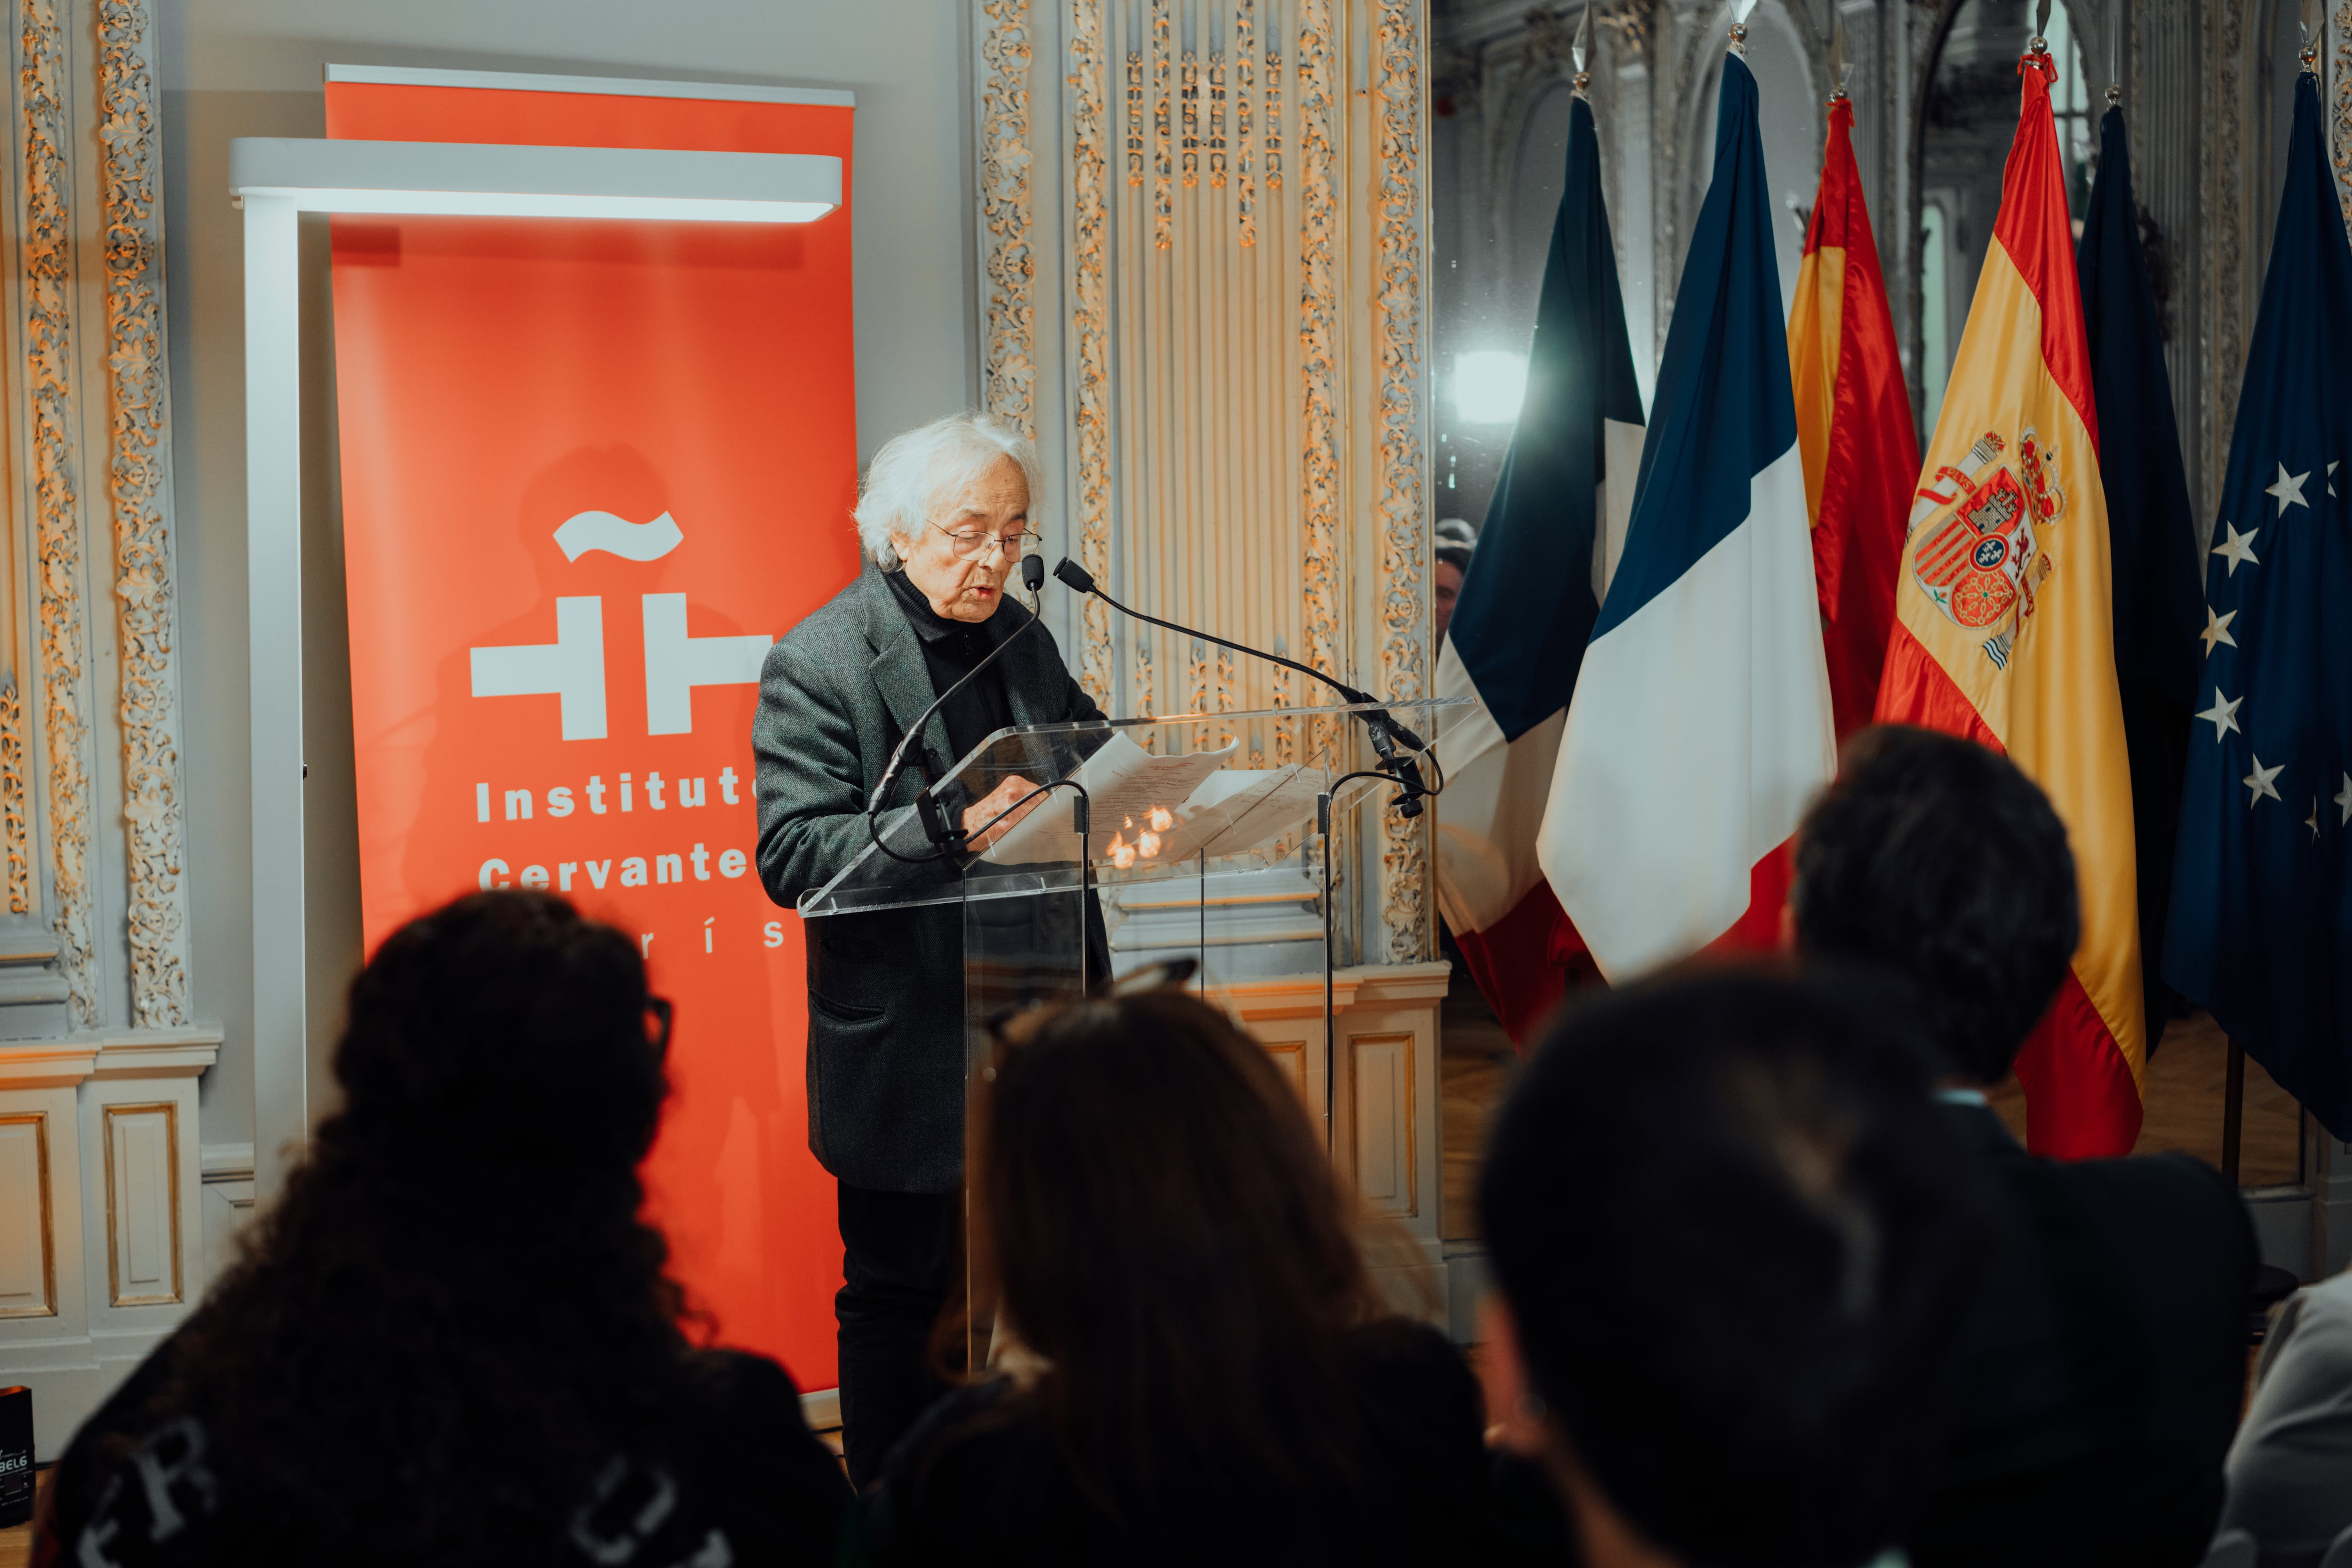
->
xmin=961 ymin=774 xmax=1042 ymax=851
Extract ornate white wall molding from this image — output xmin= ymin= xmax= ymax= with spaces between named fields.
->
xmin=1296 ymin=0 xmax=1342 ymax=770
xmin=0 ymin=0 xmax=202 ymax=1443
xmin=979 ymin=0 xmax=1039 ymax=437
xmin=95 ymin=0 xmax=189 ymax=1029
xmin=0 ymin=0 xmax=195 ymax=1035
xmin=0 ymin=678 xmax=25 ymax=916
xmin=1371 ymin=0 xmax=1430 ymax=963
xmin=1067 ymin=0 xmax=1116 ymax=706
xmin=16 ymin=0 xmax=100 ymax=1028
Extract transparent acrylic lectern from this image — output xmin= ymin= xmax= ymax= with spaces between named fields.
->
xmin=795 ymin=698 xmax=1467 ymax=1146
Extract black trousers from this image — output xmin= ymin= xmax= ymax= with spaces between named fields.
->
xmin=835 ymin=1182 xmax=960 ymax=1489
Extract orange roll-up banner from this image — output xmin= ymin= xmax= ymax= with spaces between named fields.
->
xmin=325 ymin=76 xmax=858 ymax=1388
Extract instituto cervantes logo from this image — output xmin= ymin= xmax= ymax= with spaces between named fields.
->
xmin=1908 ymin=428 xmax=2063 ymax=670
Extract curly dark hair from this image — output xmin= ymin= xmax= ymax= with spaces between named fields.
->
xmin=122 ymin=891 xmax=707 ymax=1561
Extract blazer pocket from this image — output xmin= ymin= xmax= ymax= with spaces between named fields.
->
xmin=810 ymin=990 xmax=886 ymax=1025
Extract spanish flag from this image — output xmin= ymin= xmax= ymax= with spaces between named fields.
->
xmin=1788 ymin=95 xmax=1915 ymax=740
xmin=1876 ymin=50 xmax=2145 ymax=1155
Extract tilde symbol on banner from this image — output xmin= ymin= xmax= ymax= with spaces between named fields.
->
xmin=468 ymin=512 xmax=773 ymax=740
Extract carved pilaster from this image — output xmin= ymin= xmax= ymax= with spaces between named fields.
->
xmin=1373 ymin=0 xmax=1430 ymax=965
xmin=95 ymin=0 xmax=188 ymax=1029
xmin=17 ymin=0 xmax=99 ymax=1027
xmin=1068 ymin=0 xmax=1114 ymax=707
xmin=1296 ymin=0 xmax=1343 ymax=777
xmin=0 ymin=677 xmax=24 ymax=916
xmin=979 ymin=0 xmax=1037 ymax=436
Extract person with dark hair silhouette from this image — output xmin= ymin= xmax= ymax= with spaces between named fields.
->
xmin=1792 ymin=725 xmax=2257 ymax=1567
xmin=35 ymin=891 xmax=850 ymax=1568
xmin=869 ymin=987 xmax=1523 ymax=1565
xmin=1479 ymin=968 xmax=1993 ymax=1568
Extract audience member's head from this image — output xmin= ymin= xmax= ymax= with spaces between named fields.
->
xmin=1434 ymin=517 xmax=1477 ymax=641
xmin=1480 ymin=969 xmax=1992 ymax=1568
xmin=1791 ymin=724 xmax=2080 ymax=1085
xmin=151 ymin=892 xmax=693 ymax=1553
xmin=968 ymin=985 xmax=1385 ymax=1516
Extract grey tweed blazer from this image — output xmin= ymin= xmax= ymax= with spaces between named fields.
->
xmin=753 ymin=562 xmax=1104 ymax=1193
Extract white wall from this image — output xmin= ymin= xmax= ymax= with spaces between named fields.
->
xmin=159 ymin=1 xmax=980 ymax=1160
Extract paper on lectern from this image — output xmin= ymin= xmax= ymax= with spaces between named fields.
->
xmin=977 ymin=732 xmax=1235 ymax=865
xmin=978 ymin=731 xmax=1328 ymax=869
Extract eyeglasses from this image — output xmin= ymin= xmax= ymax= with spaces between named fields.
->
xmin=929 ymin=523 xmax=1038 ymax=562
xmin=645 ymin=995 xmax=674 ymax=1059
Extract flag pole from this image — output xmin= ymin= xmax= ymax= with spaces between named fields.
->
xmin=2223 ymin=1040 xmax=2247 ymax=1185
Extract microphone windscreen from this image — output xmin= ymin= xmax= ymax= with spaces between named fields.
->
xmin=1022 ymin=553 xmax=1046 ymax=592
xmin=1053 ymin=557 xmax=1097 ymax=594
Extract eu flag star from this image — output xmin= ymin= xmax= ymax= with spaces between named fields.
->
xmin=2212 ymin=522 xmax=2262 ymax=575
xmin=2268 ymin=463 xmax=2313 ymax=512
xmin=2196 ymin=687 xmax=2243 ymax=739
xmin=2244 ymin=755 xmax=2285 ymax=807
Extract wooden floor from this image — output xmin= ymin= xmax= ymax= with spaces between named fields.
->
xmin=0 ymin=1470 xmax=44 ymax=1564
xmin=1441 ymin=970 xmax=2311 ymax=1242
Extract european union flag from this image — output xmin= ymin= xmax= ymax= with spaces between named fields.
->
xmin=2164 ymin=67 xmax=2352 ymax=1137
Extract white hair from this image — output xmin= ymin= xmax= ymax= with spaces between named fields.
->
xmin=853 ymin=411 xmax=1044 ymax=569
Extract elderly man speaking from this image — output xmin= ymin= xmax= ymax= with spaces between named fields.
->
xmin=753 ymin=411 xmax=1104 ymax=1484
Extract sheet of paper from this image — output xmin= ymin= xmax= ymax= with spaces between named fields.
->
xmin=1193 ymin=765 xmax=1329 ymax=858
xmin=978 ymin=732 xmax=1240 ymax=866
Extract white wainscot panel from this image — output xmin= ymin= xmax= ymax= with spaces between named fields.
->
xmin=1350 ymin=1031 xmax=1414 ymax=1219
xmin=0 ymin=1112 xmax=54 ymax=1318
xmin=103 ymin=1104 xmax=181 ymax=1307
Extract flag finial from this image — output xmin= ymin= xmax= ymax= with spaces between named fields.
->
xmin=1727 ymin=0 xmax=1755 ymax=56
xmin=2301 ymin=0 xmax=2321 ymax=73
xmin=2028 ymin=0 xmax=2051 ymax=57
xmin=1829 ymin=9 xmax=1852 ymax=102
xmin=1572 ymin=2 xmax=1592 ymax=98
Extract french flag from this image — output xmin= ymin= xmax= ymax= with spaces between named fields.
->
xmin=1539 ymin=45 xmax=1836 ymax=980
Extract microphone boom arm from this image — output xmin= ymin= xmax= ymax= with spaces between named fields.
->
xmin=1051 ymin=557 xmax=1435 ymax=816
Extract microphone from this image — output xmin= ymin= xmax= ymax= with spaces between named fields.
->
xmin=1050 ymin=557 xmax=1431 ymax=815
xmin=867 ymin=554 xmax=1052 ymax=846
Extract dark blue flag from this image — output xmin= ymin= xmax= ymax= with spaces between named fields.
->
xmin=1449 ymin=93 xmax=1645 ymax=742
xmin=2165 ymin=69 xmax=2352 ymax=1136
xmin=2080 ymin=105 xmax=2204 ymax=1039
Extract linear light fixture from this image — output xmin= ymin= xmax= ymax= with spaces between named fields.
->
xmin=227 ymin=137 xmax=842 ymax=223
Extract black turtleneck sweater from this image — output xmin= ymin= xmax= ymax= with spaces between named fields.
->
xmin=885 ymin=568 xmax=1015 ymax=771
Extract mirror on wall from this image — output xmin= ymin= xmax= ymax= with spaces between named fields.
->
xmin=1426 ymin=0 xmax=1823 ymax=568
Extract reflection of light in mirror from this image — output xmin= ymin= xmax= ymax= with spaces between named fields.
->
xmin=1136 ymin=831 xmax=1162 ymax=859
xmin=1147 ymin=806 xmax=1174 ymax=832
xmin=1454 ymin=351 xmax=1527 ymax=424
xmin=1108 ymin=833 xmax=1136 ymax=870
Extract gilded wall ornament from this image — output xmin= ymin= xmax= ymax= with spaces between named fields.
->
xmin=19 ymin=0 xmax=99 ymax=1027
xmin=0 ymin=678 xmax=25 ymax=917
xmin=1069 ymin=0 xmax=1116 ymax=707
xmin=980 ymin=0 xmax=1037 ymax=436
xmin=97 ymin=0 xmax=191 ymax=1027
xmin=1295 ymin=0 xmax=1343 ymax=779
xmin=1373 ymin=0 xmax=1430 ymax=964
